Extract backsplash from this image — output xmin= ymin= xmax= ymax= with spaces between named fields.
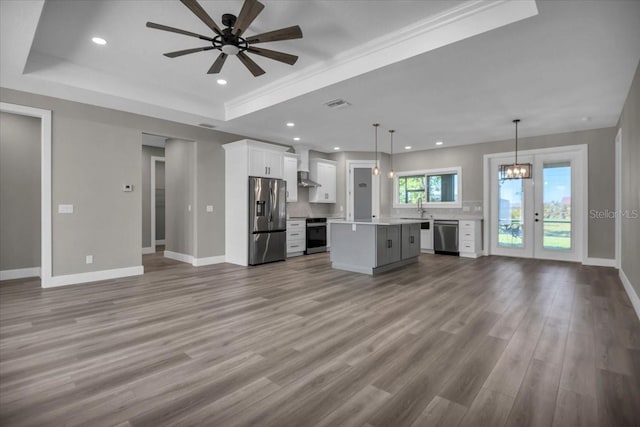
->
xmin=287 ymin=186 xmax=337 ymax=218
xmin=390 ymin=200 xmax=483 ymax=218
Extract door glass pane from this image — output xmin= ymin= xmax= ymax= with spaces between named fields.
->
xmin=543 ymin=162 xmax=571 ymax=250
xmin=498 ymin=176 xmax=524 ymax=247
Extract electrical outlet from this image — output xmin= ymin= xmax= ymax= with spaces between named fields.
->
xmin=188 ymin=204 xmax=192 ymax=212
xmin=86 ymin=255 xmax=93 ymax=264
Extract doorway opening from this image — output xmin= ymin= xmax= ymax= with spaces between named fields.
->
xmin=0 ymin=103 xmax=51 ymax=285
xmin=142 ymin=134 xmax=166 ymax=255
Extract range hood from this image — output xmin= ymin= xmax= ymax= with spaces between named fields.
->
xmin=296 ymin=147 xmax=321 ymax=188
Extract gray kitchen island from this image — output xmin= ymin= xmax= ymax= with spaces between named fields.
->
xmin=329 ymin=219 xmax=424 ymax=275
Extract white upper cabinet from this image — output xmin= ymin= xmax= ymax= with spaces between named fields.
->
xmin=283 ymin=154 xmax=298 ymax=202
xmin=249 ymin=147 xmax=284 ymax=179
xmin=309 ymin=158 xmax=337 ymax=203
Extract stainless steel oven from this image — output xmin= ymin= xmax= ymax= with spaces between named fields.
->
xmin=305 ymin=218 xmax=327 ymax=254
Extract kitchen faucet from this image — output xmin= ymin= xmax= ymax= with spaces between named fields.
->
xmin=417 ymin=197 xmax=424 ymax=218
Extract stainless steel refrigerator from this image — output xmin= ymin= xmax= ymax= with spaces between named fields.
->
xmin=248 ymin=177 xmax=287 ymax=265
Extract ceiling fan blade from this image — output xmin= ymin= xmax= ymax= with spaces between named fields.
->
xmin=163 ymin=46 xmax=215 ymax=58
xmin=179 ymin=0 xmax=222 ymax=35
xmin=233 ymin=0 xmax=265 ymax=37
xmin=237 ymin=52 xmax=265 ymax=76
xmin=207 ymin=53 xmax=228 ymax=74
xmin=146 ymin=22 xmax=214 ymax=41
xmin=246 ymin=25 xmax=303 ymax=44
xmin=247 ymin=47 xmax=298 ymax=65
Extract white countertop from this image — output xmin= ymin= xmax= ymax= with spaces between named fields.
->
xmin=328 ymin=218 xmax=430 ymax=226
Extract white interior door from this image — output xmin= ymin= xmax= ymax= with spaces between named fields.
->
xmin=489 ymin=146 xmax=585 ymax=262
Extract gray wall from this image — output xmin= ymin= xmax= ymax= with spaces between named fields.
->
xmin=141 ymin=145 xmax=165 ymax=248
xmin=0 ymin=112 xmax=41 ymax=270
xmin=165 ymin=139 xmax=196 ymax=257
xmin=389 ymin=127 xmax=617 ymax=259
xmin=618 ymin=61 xmax=640 ymax=296
xmin=0 ymin=87 xmax=241 ymax=276
xmin=195 ymin=140 xmax=225 ymax=258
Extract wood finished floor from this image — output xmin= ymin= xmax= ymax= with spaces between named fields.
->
xmin=1 ymin=252 xmax=639 ymax=426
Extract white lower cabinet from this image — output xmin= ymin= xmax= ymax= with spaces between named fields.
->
xmin=459 ymin=219 xmax=483 ymax=258
xmin=286 ymin=220 xmax=305 ymax=257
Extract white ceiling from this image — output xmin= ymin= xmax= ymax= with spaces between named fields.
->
xmin=1 ymin=0 xmax=639 ymax=152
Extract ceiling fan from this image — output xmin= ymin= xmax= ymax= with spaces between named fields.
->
xmin=146 ymin=0 xmax=302 ymax=77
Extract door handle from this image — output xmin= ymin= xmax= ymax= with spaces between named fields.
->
xmin=410 ymin=236 xmax=414 ymax=244
xmin=387 ymin=239 xmax=392 ymax=248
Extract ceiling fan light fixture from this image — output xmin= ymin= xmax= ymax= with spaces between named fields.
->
xmin=221 ymin=44 xmax=241 ymax=55
xmin=91 ymin=36 xmax=107 ymax=45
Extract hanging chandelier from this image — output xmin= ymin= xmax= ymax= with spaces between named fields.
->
xmin=388 ymin=129 xmax=395 ymax=178
xmin=499 ymin=119 xmax=532 ymax=179
xmin=372 ymin=123 xmax=380 ymax=175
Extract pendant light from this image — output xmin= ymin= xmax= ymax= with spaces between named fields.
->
xmin=388 ymin=129 xmax=395 ymax=179
xmin=372 ymin=123 xmax=380 ymax=175
xmin=499 ymin=119 xmax=532 ymax=180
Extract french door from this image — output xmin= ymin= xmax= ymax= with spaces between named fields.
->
xmin=490 ymin=147 xmax=585 ymax=262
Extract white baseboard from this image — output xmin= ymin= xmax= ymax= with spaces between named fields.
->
xmin=164 ymin=251 xmax=193 ymax=264
xmin=156 ymin=239 xmax=166 ymax=245
xmin=142 ymin=247 xmax=154 ymax=255
xmin=43 ymin=266 xmax=144 ymax=288
xmin=0 ymin=267 xmax=41 ymax=281
xmin=192 ymin=256 xmax=226 ymax=266
xmin=619 ymin=268 xmax=640 ymax=320
xmin=583 ymin=257 xmax=617 ymax=267
xmin=164 ymin=251 xmax=225 ymax=266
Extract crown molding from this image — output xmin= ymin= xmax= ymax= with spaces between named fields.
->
xmin=224 ymin=0 xmax=538 ymax=120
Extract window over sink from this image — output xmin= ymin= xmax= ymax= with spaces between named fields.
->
xmin=393 ymin=167 xmax=462 ymax=208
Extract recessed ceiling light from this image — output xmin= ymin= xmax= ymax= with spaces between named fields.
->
xmin=404 ymin=146 xmax=412 ymax=150
xmin=286 ymin=122 xmax=295 ymax=127
xmin=333 ymin=146 xmax=340 ymax=151
xmin=293 ymin=137 xmax=301 ymax=141
xmin=435 ymin=141 xmax=444 ymax=146
xmin=216 ymin=79 xmax=227 ymax=85
xmin=91 ymin=37 xmax=107 ymax=45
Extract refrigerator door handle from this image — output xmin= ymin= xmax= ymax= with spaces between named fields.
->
xmin=269 ymin=186 xmax=274 ymax=223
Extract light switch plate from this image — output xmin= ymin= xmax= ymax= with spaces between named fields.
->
xmin=85 ymin=255 xmax=93 ymax=264
xmin=188 ymin=204 xmax=192 ymax=212
xmin=123 ymin=184 xmax=133 ymax=192
xmin=352 ymin=223 xmax=357 ymax=231
xmin=206 ymin=205 xmax=214 ymax=212
xmin=58 ymin=204 xmax=73 ymax=214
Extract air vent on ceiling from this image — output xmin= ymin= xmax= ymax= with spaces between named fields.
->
xmin=324 ymin=98 xmax=351 ymax=109
xmin=198 ymin=123 xmax=216 ymax=129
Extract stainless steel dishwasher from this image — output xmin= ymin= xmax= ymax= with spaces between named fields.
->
xmin=434 ymin=220 xmax=459 ymax=255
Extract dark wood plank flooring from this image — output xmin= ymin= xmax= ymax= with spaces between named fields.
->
xmin=1 ymin=252 xmax=639 ymax=426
